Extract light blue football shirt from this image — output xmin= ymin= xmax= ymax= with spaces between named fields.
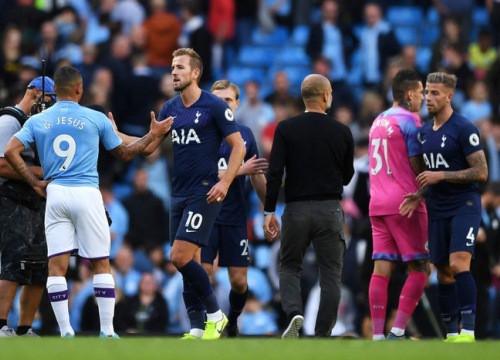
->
xmin=15 ymin=100 xmax=122 ymax=188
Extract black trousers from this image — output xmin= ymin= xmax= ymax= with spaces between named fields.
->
xmin=279 ymin=200 xmax=345 ymax=337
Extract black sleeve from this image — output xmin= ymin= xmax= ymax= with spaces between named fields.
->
xmin=306 ymin=24 xmax=323 ymax=61
xmin=342 ymin=128 xmax=355 ymax=186
xmin=264 ymin=124 xmax=286 ymax=212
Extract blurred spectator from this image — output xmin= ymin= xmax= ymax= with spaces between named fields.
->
xmin=122 ymin=52 xmax=161 ymax=136
xmin=120 ymin=273 xmax=169 ymax=334
xmin=101 ymin=180 xmax=129 ymax=260
xmin=79 ymin=43 xmax=99 ymax=88
xmin=487 ymin=57 xmax=500 ymax=119
xmin=207 ymin=0 xmax=236 ymax=78
xmin=430 ymin=17 xmax=466 ymax=72
xmin=102 ymin=34 xmax=133 ymax=122
xmin=358 ymin=90 xmax=384 ymax=130
xmin=68 ymin=261 xmax=94 ymax=332
xmin=178 ymin=1 xmax=213 ymax=86
xmin=264 ymin=71 xmax=296 ymax=106
xmin=433 ymin=0 xmax=473 ymax=43
xmin=0 ymin=25 xmax=23 ymax=97
xmin=359 ymin=2 xmax=401 ymax=89
xmin=382 ymin=56 xmax=404 ymax=105
xmin=3 ymin=0 xmax=48 ymax=53
xmin=306 ymin=0 xmax=358 ymax=84
xmin=123 ymin=167 xmax=169 ymax=251
xmin=468 ymin=28 xmax=498 ymax=80
xmin=312 ymin=56 xmax=353 ymax=110
xmin=487 ymin=0 xmax=500 ymax=48
xmin=110 ymin=0 xmax=146 ymax=36
xmin=235 ymin=81 xmax=274 ymax=152
xmin=234 ymin=0 xmax=258 ymax=47
xmin=461 ymin=80 xmax=493 ymax=124
xmin=113 ymin=246 xmax=141 ymax=297
xmin=141 ymin=146 xmax=171 ymax=211
xmin=439 ymin=44 xmax=474 ymax=104
xmin=262 ymin=0 xmax=292 ymax=28
xmin=37 ymin=20 xmax=59 ymax=75
xmin=143 ymin=0 xmax=181 ymax=74
xmin=260 ymin=102 xmax=289 ymax=159
xmin=53 ymin=6 xmax=81 ymax=46
xmin=334 ymin=106 xmax=361 ymax=143
xmin=239 ymin=291 xmax=278 ymax=335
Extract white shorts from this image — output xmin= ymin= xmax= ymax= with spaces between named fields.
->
xmin=45 ymin=184 xmax=111 ymax=259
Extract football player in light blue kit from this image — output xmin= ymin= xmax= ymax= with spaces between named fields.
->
xmin=4 ymin=66 xmax=173 ymax=338
xmin=401 ymin=72 xmax=488 ymax=342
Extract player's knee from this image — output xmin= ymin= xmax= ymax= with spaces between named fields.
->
xmin=229 ymin=275 xmax=247 ymax=293
xmin=170 ymin=251 xmax=189 ymax=269
xmin=408 ymin=259 xmax=431 ymax=276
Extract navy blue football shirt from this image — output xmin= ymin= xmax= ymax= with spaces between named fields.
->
xmin=418 ymin=112 xmax=483 ymax=218
xmin=216 ymin=124 xmax=259 ymax=225
xmin=159 ymin=90 xmax=239 ymax=196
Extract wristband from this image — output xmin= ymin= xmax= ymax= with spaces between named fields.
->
xmin=264 ymin=211 xmax=275 ymax=215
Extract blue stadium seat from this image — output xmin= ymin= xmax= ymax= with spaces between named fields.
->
xmin=420 ymin=26 xmax=440 ymax=47
xmin=426 ymin=7 xmax=440 ymax=26
xmin=394 ymin=26 xmax=418 ymax=46
xmin=274 ymin=46 xmax=311 ymax=67
xmin=387 ymin=6 xmax=424 ymax=27
xmin=290 ymin=25 xmax=310 ymax=46
xmin=251 ymin=26 xmax=290 ymax=47
xmin=416 ymin=47 xmax=432 ymax=73
xmin=237 ymin=46 xmax=275 ymax=67
xmin=226 ymin=66 xmax=266 ymax=87
xmin=473 ymin=7 xmax=489 ymax=27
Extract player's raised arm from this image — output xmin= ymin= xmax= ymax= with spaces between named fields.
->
xmin=110 ymin=111 xmax=173 ymax=161
xmin=207 ymin=131 xmax=246 ymax=204
xmin=108 ymin=111 xmax=172 ymax=155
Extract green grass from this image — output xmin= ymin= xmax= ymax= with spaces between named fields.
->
xmin=2 ymin=338 xmax=500 ymax=360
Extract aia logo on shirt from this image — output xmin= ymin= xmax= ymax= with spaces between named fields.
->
xmin=423 ymin=153 xmax=449 ymax=169
xmin=171 ymin=128 xmax=201 ymax=145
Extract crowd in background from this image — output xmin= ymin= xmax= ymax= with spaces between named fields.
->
xmin=1 ymin=0 xmax=500 ymax=338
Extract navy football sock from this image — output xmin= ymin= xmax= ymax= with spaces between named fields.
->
xmin=179 ymin=260 xmax=220 ymax=313
xmin=182 ymin=279 xmax=206 ymax=330
xmin=438 ymin=282 xmax=459 ymax=335
xmin=228 ymin=288 xmax=248 ymax=324
xmin=454 ymin=271 xmax=477 ymax=332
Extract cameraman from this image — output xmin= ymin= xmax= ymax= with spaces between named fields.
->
xmin=0 ymin=77 xmax=56 ymax=337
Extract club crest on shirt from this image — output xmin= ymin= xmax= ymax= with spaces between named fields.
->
xmin=195 ymin=111 xmax=201 ymax=124
xmin=441 ymin=135 xmax=447 ymax=148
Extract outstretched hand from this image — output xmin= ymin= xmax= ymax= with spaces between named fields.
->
xmin=150 ymin=112 xmax=174 ymax=138
xmin=239 ymin=155 xmax=268 ymax=175
xmin=399 ymin=193 xmax=422 ymax=218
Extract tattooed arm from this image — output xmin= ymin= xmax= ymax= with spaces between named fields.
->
xmin=4 ymin=137 xmax=51 ymax=197
xmin=110 ymin=112 xmax=173 ymax=161
xmin=416 ymin=150 xmax=488 ymax=187
xmin=443 ymin=150 xmax=489 ymax=183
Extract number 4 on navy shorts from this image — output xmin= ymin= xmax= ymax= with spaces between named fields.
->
xmin=428 ymin=212 xmax=481 ymax=265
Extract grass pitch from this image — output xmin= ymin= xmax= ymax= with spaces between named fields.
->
xmin=2 ymin=337 xmax=499 ymax=360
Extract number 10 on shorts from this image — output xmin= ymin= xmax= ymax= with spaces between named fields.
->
xmin=185 ymin=211 xmax=203 ymax=230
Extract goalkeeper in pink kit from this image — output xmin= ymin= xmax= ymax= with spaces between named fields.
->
xmin=368 ymin=69 xmax=430 ymax=340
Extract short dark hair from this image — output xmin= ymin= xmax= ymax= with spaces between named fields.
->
xmin=54 ymin=66 xmax=82 ymax=95
xmin=172 ymin=48 xmax=203 ymax=83
xmin=392 ymin=69 xmax=421 ymax=103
